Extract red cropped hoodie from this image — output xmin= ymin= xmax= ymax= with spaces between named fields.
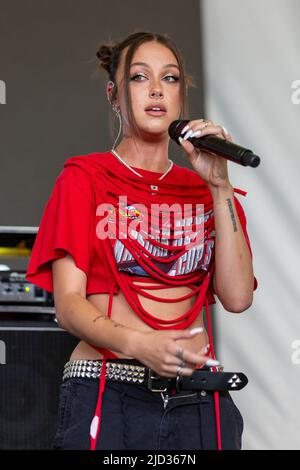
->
xmin=26 ymin=151 xmax=257 ymax=450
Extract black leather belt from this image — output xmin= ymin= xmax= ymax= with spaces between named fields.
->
xmin=149 ymin=368 xmax=248 ymax=392
xmin=63 ymin=359 xmax=248 ymax=393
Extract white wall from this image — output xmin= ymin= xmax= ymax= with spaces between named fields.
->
xmin=201 ymin=0 xmax=300 ymax=449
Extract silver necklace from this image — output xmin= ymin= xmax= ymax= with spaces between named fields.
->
xmin=110 ymin=148 xmax=174 ymax=181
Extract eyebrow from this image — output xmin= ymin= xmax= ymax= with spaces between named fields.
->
xmin=130 ymin=62 xmax=179 ymax=70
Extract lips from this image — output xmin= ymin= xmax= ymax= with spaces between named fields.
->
xmin=145 ymin=109 xmax=166 ymax=116
xmin=145 ymin=105 xmax=167 ymax=117
xmin=145 ymin=104 xmax=166 ymax=112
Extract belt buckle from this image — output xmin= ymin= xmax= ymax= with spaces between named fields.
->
xmin=147 ymin=369 xmax=168 ymax=393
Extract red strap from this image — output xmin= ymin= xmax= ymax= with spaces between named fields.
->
xmin=213 ymin=391 xmax=222 ymax=450
xmin=89 ymin=345 xmax=119 ymax=359
xmin=204 ymin=295 xmax=222 ymax=450
xmin=89 ymin=355 xmax=107 ymax=450
xmin=89 ymin=281 xmax=115 ymax=450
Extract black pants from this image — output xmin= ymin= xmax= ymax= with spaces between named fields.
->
xmin=52 ymin=372 xmax=244 ymax=450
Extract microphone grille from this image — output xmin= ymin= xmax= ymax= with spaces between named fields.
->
xmin=168 ymin=120 xmax=190 ymax=142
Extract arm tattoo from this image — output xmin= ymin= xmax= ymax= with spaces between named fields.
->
xmin=93 ymin=315 xmax=125 ymax=328
xmin=93 ymin=315 xmax=105 ymax=323
xmin=226 ymin=198 xmax=238 ymax=232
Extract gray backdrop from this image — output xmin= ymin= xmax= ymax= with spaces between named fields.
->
xmin=202 ymin=0 xmax=300 ymax=450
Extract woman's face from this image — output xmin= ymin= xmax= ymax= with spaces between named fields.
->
xmin=115 ymin=41 xmax=181 ymax=139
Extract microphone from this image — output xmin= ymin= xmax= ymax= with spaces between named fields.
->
xmin=168 ymin=119 xmax=261 ymax=168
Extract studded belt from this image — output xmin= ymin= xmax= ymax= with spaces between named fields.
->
xmin=62 ymin=359 xmax=248 ymax=393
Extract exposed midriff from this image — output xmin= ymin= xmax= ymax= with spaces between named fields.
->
xmin=69 ymin=280 xmax=209 ymax=361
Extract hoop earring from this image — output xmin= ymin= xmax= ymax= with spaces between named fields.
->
xmin=111 ymin=105 xmax=122 ymax=150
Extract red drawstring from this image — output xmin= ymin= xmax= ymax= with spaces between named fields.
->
xmin=89 ymin=280 xmax=116 ymax=451
xmin=89 ymin=354 xmax=107 ymax=451
xmin=204 ymin=295 xmax=222 ymax=450
xmin=105 ymin=252 xmax=213 ymax=330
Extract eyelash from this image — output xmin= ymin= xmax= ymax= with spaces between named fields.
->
xmin=130 ymin=74 xmax=179 ymax=83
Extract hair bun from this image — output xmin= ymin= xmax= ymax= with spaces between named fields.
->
xmin=96 ymin=44 xmax=114 ymax=73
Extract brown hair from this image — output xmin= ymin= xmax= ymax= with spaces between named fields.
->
xmin=96 ymin=31 xmax=196 ymax=140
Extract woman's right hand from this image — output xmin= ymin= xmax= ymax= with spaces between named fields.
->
xmin=131 ymin=328 xmax=216 ymax=378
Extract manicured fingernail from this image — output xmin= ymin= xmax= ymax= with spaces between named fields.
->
xmin=191 ymin=130 xmax=201 ymax=138
xmin=178 ymin=136 xmax=183 ymax=144
xmin=181 ymin=124 xmax=190 ymax=135
xmin=205 ymin=359 xmax=220 ymax=367
xmin=189 ymin=327 xmax=204 ymax=335
xmin=183 ymin=129 xmax=194 ymax=140
xmin=222 ymin=126 xmax=228 ymax=135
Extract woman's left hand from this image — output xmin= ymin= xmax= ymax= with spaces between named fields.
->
xmin=178 ymin=119 xmax=233 ymax=190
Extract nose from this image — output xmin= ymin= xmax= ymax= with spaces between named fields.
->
xmin=149 ymin=88 xmax=163 ymax=99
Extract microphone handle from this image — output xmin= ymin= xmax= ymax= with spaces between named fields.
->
xmin=189 ymin=135 xmax=260 ymax=168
